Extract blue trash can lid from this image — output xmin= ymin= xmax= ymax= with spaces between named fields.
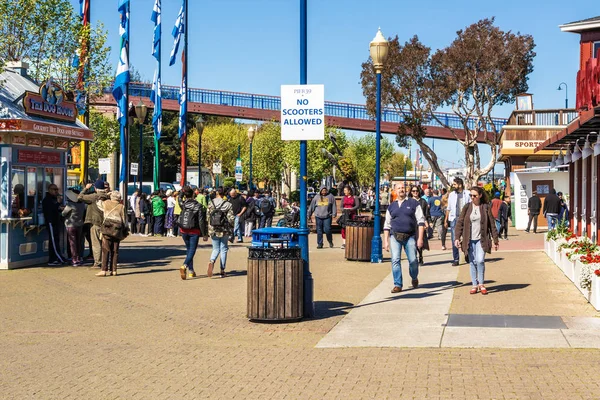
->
xmin=253 ymin=227 xmax=300 ymax=234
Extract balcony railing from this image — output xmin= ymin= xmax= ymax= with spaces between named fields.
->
xmin=507 ymin=109 xmax=578 ymax=126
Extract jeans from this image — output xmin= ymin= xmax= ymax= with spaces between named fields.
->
xmin=259 ymin=214 xmax=273 ymax=228
xmin=389 ymin=234 xmax=419 ymax=288
xmin=234 ymin=215 xmax=243 ymax=241
xmin=450 ymin=219 xmax=459 ymax=262
xmin=137 ymin=217 xmax=146 ymax=235
xmin=546 ymin=213 xmax=558 ymax=230
xmin=315 ymin=217 xmax=333 ymax=246
xmin=181 ymin=233 xmax=200 ymax=271
xmin=210 ymin=234 xmax=229 ymax=270
xmin=468 ymin=240 xmax=486 ymax=287
xmin=430 ymin=215 xmax=443 ymax=239
xmin=154 ymin=214 xmax=165 ymax=235
xmin=495 ymin=219 xmax=501 ymax=235
xmin=499 ymin=219 xmax=509 ymax=239
xmin=526 ymin=213 xmax=539 ymax=232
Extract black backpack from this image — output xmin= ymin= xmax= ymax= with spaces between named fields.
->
xmin=209 ymin=200 xmax=228 ymax=229
xmin=260 ymin=197 xmax=274 ymax=216
xmin=179 ymin=201 xmax=201 ymax=230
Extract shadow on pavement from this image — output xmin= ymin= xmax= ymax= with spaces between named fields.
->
xmin=118 ymin=247 xmax=186 ymax=268
xmin=486 ymin=283 xmax=530 ymax=293
xmin=313 ymin=301 xmax=355 ymax=319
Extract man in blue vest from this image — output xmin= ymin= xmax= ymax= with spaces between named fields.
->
xmin=383 ymin=184 xmax=425 ymax=293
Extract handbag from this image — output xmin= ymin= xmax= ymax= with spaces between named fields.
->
xmin=101 ymin=205 xmax=129 ymax=241
xmin=393 ymin=232 xmax=412 ymax=242
xmin=336 ymin=213 xmax=347 ymax=228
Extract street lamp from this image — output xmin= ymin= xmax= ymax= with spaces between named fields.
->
xmin=247 ymin=125 xmax=256 ymax=190
xmin=369 ymin=27 xmax=389 ymax=264
xmin=196 ymin=117 xmax=205 ymax=188
xmin=557 ymin=82 xmax=568 ymax=109
xmin=134 ymin=100 xmax=148 ymax=192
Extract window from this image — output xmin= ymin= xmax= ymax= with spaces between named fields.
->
xmin=11 ymin=167 xmax=29 ymax=218
xmin=594 ymin=41 xmax=600 ymax=58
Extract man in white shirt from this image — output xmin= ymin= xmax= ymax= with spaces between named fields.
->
xmin=383 ymin=185 xmax=425 ymax=293
xmin=129 ymin=189 xmax=140 ymax=235
xmin=444 ymin=177 xmax=471 ymax=266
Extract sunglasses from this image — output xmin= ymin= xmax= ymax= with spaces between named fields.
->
xmin=411 ymin=190 xmax=419 ymax=193
xmin=470 ymin=194 xmax=478 ymax=198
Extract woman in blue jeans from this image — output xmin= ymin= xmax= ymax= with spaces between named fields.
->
xmin=178 ymin=187 xmax=208 ymax=280
xmin=454 ymin=186 xmax=499 ymax=295
xmin=206 ymin=188 xmax=235 ymax=278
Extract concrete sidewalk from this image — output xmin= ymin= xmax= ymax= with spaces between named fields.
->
xmin=318 ymin=242 xmax=600 ymax=349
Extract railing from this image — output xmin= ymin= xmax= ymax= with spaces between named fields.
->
xmin=507 ymin=109 xmax=579 ymax=126
xmin=118 ymin=82 xmax=508 ymax=133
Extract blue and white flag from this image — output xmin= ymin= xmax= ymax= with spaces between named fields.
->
xmin=169 ymin=0 xmax=185 ymax=66
xmin=178 ymin=50 xmax=187 ymax=139
xmin=151 ymin=0 xmax=161 ymax=61
xmin=112 ymin=0 xmax=130 ymax=183
xmin=151 ymin=0 xmax=162 ymax=140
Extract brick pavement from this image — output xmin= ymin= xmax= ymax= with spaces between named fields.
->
xmin=2 ymin=231 xmax=600 ymax=399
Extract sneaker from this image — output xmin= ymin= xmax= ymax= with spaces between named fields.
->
xmin=441 ymin=246 xmax=447 ymax=250
xmin=207 ymin=261 xmax=214 ymax=278
xmin=412 ymin=279 xmax=419 ymax=289
xmin=317 ymin=245 xmax=323 ymax=249
xmin=220 ymin=269 xmax=226 ymax=278
xmin=524 ymin=230 xmax=530 ymax=233
xmin=180 ymin=265 xmax=187 ymax=280
xmin=329 ymin=242 xmax=334 ymax=248
xmin=341 ymin=244 xmax=345 ymax=249
xmin=237 ymin=239 xmax=243 ymax=243
xmin=188 ymin=271 xmax=196 ymax=279
xmin=47 ymin=261 xmax=61 ymax=266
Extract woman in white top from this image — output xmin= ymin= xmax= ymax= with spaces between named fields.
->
xmin=165 ymin=189 xmax=176 ymax=237
xmin=453 ymin=186 xmax=499 ymax=295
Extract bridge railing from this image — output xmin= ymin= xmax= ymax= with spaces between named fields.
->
xmin=124 ymin=82 xmax=507 ymax=132
xmin=506 ymin=109 xmax=579 ymax=126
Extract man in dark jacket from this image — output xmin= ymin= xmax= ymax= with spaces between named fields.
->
xmin=543 ymin=189 xmax=562 ymax=230
xmin=525 ymin=191 xmax=542 ymax=233
xmin=178 ymin=187 xmax=208 ymax=280
xmin=43 ymin=184 xmax=66 ymax=265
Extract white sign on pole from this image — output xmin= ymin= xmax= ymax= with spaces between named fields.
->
xmin=98 ymin=158 xmax=111 ymax=175
xmin=212 ymin=162 xmax=222 ymax=174
xmin=280 ymin=84 xmax=325 ymax=141
xmin=235 ymin=158 xmax=243 ymax=182
xmin=130 ymin=162 xmax=139 ymax=176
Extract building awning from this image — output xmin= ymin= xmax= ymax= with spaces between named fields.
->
xmin=534 ymin=107 xmax=600 ymax=152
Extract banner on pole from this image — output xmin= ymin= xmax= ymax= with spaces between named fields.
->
xmin=235 ymin=158 xmax=242 ymax=182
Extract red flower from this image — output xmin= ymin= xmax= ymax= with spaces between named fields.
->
xmin=595 ymin=270 xmax=600 ymax=277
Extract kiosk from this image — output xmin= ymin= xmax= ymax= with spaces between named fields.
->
xmin=0 ymin=64 xmax=93 ymax=269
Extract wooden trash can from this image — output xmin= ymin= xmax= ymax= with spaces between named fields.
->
xmin=345 ymin=218 xmax=374 ymax=261
xmin=247 ymin=245 xmax=303 ymax=322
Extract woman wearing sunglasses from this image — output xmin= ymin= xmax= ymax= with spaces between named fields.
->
xmin=410 ymin=185 xmax=430 ymax=265
xmin=454 ymin=186 xmax=499 ymax=295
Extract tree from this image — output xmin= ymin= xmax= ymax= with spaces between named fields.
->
xmin=344 ymin=134 xmax=394 ymax=187
xmin=384 ymin=152 xmax=413 ymax=179
xmin=87 ymin=111 xmax=119 ymax=169
xmin=361 ymin=18 xmax=535 ymax=187
xmin=0 ymin=0 xmax=113 ymax=98
xmin=252 ymin=122 xmax=285 ymax=188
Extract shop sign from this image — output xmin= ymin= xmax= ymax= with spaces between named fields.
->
xmin=27 ymin=136 xmax=41 ymax=147
xmin=0 ymin=120 xmax=20 ymax=130
xmin=18 ymin=150 xmax=61 ymax=165
xmin=20 ymin=120 xmax=93 ymax=141
xmin=12 ymin=134 xmax=26 ymax=145
xmin=56 ymin=139 xmax=69 ymax=150
xmin=502 ymin=140 xmax=546 ymax=150
xmin=42 ymin=137 xmax=55 ymax=148
xmin=22 ymin=79 xmax=77 ymax=123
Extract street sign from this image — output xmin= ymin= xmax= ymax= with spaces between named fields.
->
xmin=280 ymin=84 xmax=324 ymax=141
xmin=130 ymin=162 xmax=138 ymax=176
xmin=212 ymin=162 xmax=222 ymax=174
xmin=235 ymin=158 xmax=243 ymax=182
xmin=98 ymin=158 xmax=111 ymax=175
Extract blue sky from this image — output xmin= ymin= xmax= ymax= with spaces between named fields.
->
xmin=72 ymin=0 xmax=590 ymax=173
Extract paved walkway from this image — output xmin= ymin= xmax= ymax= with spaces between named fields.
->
xmin=2 ymin=229 xmax=600 ymax=398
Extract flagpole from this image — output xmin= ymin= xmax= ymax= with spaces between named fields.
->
xmin=77 ymin=0 xmax=90 ymax=185
xmin=123 ymin=0 xmax=130 ymax=196
xmin=180 ymin=0 xmax=188 ymax=188
xmin=153 ymin=1 xmax=161 ymax=189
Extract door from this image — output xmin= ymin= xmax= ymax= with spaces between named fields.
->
xmin=532 ymin=180 xmax=554 ymax=227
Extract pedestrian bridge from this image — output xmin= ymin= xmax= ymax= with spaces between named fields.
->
xmin=92 ymin=82 xmax=507 ymax=142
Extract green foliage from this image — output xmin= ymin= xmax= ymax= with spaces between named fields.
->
xmin=87 ymin=111 xmax=119 ymax=169
xmin=290 ymin=190 xmax=300 ymax=203
xmin=384 ymin=152 xmax=412 ymax=179
xmin=343 ymin=134 xmax=394 ymax=187
xmin=546 ymin=221 xmax=571 ymax=241
xmin=222 ymin=177 xmax=236 ymax=189
xmin=252 ymin=122 xmax=285 ymax=186
xmin=0 ymin=0 xmax=113 ymax=98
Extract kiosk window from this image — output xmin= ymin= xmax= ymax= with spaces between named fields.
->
xmin=11 ymin=167 xmax=29 ymax=217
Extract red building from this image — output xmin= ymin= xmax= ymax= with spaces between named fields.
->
xmin=537 ymin=16 xmax=600 ymax=241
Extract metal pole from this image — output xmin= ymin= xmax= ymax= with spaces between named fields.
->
xmin=198 ymin=130 xmax=201 ymax=188
xmin=139 ymin=123 xmax=143 ymax=191
xmin=237 ymin=145 xmax=241 ymax=190
xmin=249 ymin=140 xmax=253 ymax=190
xmin=371 ymin=72 xmax=383 ymax=263
xmin=299 ymin=0 xmax=313 ymax=317
xmin=181 ymin=0 xmax=188 ymax=188
xmin=565 ymin=84 xmax=568 ymax=109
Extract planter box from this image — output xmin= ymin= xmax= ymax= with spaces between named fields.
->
xmin=574 ymin=260 xmax=590 ymax=298
xmin=590 ymin=276 xmax=600 ymax=311
xmin=544 ymin=237 xmax=552 ymax=258
xmin=555 ymin=249 xmax=565 ymax=273
xmin=561 ymin=251 xmax=575 ymax=282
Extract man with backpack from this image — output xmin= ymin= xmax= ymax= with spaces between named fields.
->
xmin=259 ymin=190 xmax=276 ymax=228
xmin=308 ymin=186 xmax=337 ymax=249
xmin=229 ymin=189 xmax=247 ymax=243
xmin=206 ymin=187 xmax=235 ymax=278
xmin=178 ymin=186 xmax=208 ymax=280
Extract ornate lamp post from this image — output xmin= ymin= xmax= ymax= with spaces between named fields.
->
xmin=196 ymin=117 xmax=205 ymax=188
xmin=134 ymin=100 xmax=148 ymax=192
xmin=369 ymin=28 xmax=389 ymax=263
xmin=247 ymin=125 xmax=256 ymax=190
